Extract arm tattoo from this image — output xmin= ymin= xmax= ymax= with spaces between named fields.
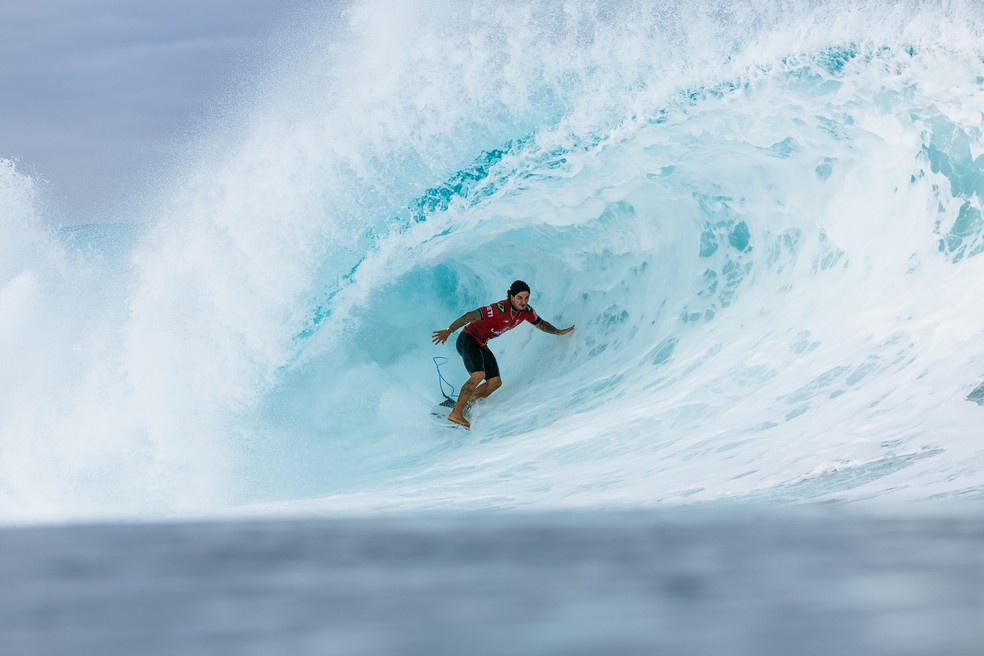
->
xmin=449 ymin=310 xmax=481 ymax=333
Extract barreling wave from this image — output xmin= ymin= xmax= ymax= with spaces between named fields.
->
xmin=2 ymin=0 xmax=984 ymax=521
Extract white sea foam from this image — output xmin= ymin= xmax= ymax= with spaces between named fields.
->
xmin=2 ymin=0 xmax=984 ymax=521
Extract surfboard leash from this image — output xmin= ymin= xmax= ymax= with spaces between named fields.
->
xmin=433 ymin=356 xmax=457 ymax=403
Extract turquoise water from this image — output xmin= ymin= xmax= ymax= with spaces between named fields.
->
xmin=1 ymin=0 xmax=984 ymax=521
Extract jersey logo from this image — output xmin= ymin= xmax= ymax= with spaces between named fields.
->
xmin=496 ymin=303 xmax=506 ymax=314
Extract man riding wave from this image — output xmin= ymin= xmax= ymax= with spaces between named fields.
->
xmin=432 ymin=280 xmax=575 ymax=428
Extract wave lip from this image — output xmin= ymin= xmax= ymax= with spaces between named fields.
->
xmin=3 ymin=2 xmax=984 ymax=521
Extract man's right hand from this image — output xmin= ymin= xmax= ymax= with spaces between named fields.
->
xmin=432 ymin=329 xmax=451 ymax=345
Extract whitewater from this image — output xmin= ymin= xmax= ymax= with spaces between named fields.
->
xmin=2 ymin=0 xmax=984 ymax=522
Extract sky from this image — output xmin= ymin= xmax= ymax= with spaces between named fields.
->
xmin=0 ymin=1 xmax=320 ymax=224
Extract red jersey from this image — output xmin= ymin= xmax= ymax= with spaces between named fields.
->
xmin=463 ymin=299 xmax=540 ymax=347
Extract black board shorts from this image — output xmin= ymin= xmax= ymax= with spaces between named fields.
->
xmin=456 ymin=332 xmax=500 ymax=380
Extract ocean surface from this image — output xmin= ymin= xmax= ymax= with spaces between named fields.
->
xmin=2 ymin=0 xmax=984 ymax=652
xmin=2 ymin=509 xmax=983 ymax=656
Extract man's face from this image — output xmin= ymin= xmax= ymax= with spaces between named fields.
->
xmin=510 ymin=291 xmax=530 ymax=311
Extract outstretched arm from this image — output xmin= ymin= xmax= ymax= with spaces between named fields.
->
xmin=534 ymin=318 xmax=575 ymax=336
xmin=432 ymin=309 xmax=482 ymax=345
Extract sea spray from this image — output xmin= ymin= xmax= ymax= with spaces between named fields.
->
xmin=2 ymin=1 xmax=984 ymax=521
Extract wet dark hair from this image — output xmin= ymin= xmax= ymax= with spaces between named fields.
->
xmin=508 ymin=280 xmax=531 ymax=297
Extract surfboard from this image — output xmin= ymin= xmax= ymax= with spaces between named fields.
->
xmin=430 ymin=398 xmax=460 ymax=428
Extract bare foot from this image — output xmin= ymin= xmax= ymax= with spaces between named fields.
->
xmin=447 ymin=412 xmax=470 ymax=429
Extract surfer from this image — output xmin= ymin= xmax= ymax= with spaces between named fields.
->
xmin=432 ymin=280 xmax=575 ymax=428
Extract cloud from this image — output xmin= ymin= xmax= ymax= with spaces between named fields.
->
xmin=0 ymin=0 xmax=309 ymax=223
